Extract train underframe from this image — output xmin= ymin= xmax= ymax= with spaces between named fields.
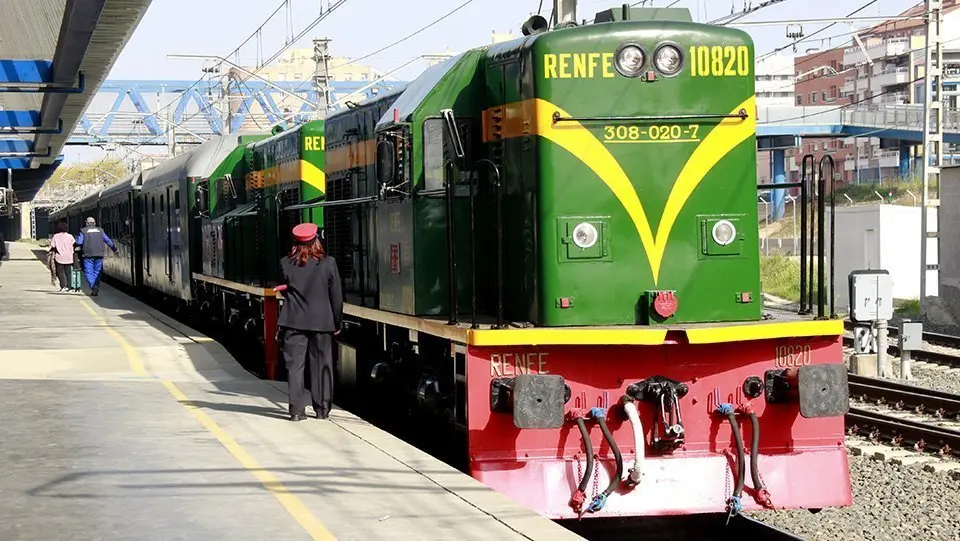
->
xmin=333 ymin=314 xmax=852 ymax=519
xmin=171 ymin=276 xmax=853 ymax=519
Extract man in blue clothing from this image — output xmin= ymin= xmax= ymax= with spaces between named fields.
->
xmin=76 ymin=217 xmax=117 ymax=296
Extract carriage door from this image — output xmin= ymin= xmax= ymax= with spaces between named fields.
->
xmin=172 ymin=188 xmax=182 ymax=282
xmin=165 ymin=186 xmax=173 ymax=279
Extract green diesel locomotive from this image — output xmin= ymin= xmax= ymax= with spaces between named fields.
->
xmin=53 ymin=6 xmax=850 ymax=522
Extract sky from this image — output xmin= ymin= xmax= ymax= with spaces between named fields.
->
xmin=64 ymin=0 xmax=922 ymax=164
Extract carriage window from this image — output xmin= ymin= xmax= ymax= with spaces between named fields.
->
xmin=174 ymin=190 xmax=180 ymax=213
xmin=152 ymin=197 xmax=156 ymax=215
xmin=423 ymin=118 xmax=445 ymax=191
xmin=160 ymin=195 xmax=164 ymax=215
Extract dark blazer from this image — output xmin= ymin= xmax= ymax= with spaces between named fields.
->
xmin=278 ymin=255 xmax=343 ymax=332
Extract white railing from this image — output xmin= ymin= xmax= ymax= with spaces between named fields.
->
xmin=871 ymin=66 xmax=910 ymax=88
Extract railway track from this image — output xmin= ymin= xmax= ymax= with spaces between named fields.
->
xmin=846 ymin=374 xmax=960 ymax=458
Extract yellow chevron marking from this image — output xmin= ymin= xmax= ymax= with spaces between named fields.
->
xmin=533 ymin=96 xmax=755 ymax=283
xmin=301 ymin=159 xmax=326 ymax=193
xmin=259 ymin=159 xmax=326 ymax=193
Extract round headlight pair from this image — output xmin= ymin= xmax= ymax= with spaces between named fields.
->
xmin=615 ymin=42 xmax=684 ymax=77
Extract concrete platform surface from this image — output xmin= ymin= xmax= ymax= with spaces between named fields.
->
xmin=0 ymin=243 xmax=583 ymax=541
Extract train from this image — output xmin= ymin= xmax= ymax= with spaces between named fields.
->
xmin=51 ymin=5 xmax=851 ymax=521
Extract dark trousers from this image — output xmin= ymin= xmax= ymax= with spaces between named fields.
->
xmin=281 ymin=327 xmax=333 ymax=417
xmin=55 ymin=262 xmax=72 ymax=289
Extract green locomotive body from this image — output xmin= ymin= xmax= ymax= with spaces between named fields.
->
xmin=328 ymin=7 xmax=759 ymax=327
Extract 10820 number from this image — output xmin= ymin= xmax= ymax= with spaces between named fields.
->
xmin=689 ymin=45 xmax=751 ymax=77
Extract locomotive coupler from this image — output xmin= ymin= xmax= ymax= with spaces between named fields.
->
xmin=627 ymin=376 xmax=688 ymax=452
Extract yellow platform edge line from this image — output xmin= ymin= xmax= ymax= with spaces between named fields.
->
xmin=161 ymin=381 xmax=337 ymax=541
xmin=79 ymin=299 xmax=148 ymax=377
xmin=79 ymin=299 xmax=336 ymax=541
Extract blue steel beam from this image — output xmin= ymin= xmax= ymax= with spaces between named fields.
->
xmin=0 ymin=139 xmax=50 ymax=158
xmin=72 ymin=79 xmax=404 ymax=142
xmin=31 ymin=0 xmax=108 ymax=170
xmin=0 ymin=60 xmax=53 ymax=83
xmin=0 ymin=111 xmax=63 ymax=134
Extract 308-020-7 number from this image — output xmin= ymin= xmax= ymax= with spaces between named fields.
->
xmin=689 ymin=45 xmax=751 ymax=77
xmin=603 ymin=124 xmax=700 ymax=142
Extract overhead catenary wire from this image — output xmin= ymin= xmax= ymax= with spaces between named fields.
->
xmin=709 ymin=0 xmax=794 ymax=25
xmin=117 ymin=0 xmax=350 ymax=157
xmin=757 ymin=33 xmax=960 ymax=103
xmin=287 ymin=0 xmax=478 ymax=97
xmin=335 ymin=0 xmax=474 ymax=69
xmin=755 ymin=0 xmax=879 ymax=61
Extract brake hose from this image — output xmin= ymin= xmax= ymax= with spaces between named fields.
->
xmin=587 ymin=407 xmax=623 ymax=514
xmin=569 ymin=414 xmax=594 ymax=516
xmin=718 ymin=403 xmax=745 ymax=520
xmin=620 ymin=396 xmax=643 ymax=487
xmin=747 ymin=410 xmax=772 ymax=507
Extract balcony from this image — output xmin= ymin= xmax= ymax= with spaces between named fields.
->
xmin=843 ymin=150 xmax=901 ymax=171
xmin=871 ymin=66 xmax=910 ymax=88
xmin=842 ymin=76 xmax=856 ymax=94
xmin=881 ymin=92 xmax=910 ymax=104
xmin=843 ymin=37 xmax=910 ymax=66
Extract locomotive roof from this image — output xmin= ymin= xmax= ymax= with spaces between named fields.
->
xmin=100 ymin=171 xmax=143 ymax=199
xmin=142 ymin=132 xmax=262 ymax=189
xmin=326 ymin=85 xmax=406 ymax=123
xmin=374 ymin=52 xmax=471 ymax=129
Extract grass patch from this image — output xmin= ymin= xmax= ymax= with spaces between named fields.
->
xmin=760 ymin=254 xmax=825 ymax=303
xmin=894 ymin=298 xmax=921 ymax=319
xmin=760 ymin=254 xmax=800 ymax=301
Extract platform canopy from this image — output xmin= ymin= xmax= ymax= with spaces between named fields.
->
xmin=0 ymin=0 xmax=152 ymax=202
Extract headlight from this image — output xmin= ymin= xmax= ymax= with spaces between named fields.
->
xmin=712 ymin=220 xmax=737 ymax=246
xmin=654 ymin=43 xmax=683 ymax=76
xmin=572 ymin=222 xmax=599 ymax=249
xmin=615 ymin=44 xmax=646 ymax=77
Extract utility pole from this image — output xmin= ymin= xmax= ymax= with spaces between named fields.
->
xmin=312 ymin=38 xmax=331 ymax=119
xmin=920 ymin=0 xmax=943 ymax=316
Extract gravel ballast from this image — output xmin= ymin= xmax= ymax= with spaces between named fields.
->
xmin=749 ymin=451 xmax=960 ymax=540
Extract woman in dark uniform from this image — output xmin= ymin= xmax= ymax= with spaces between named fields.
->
xmin=276 ymin=223 xmax=343 ymax=421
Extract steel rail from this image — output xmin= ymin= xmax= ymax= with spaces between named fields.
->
xmin=848 ymin=374 xmax=960 ymax=416
xmin=846 ymin=407 xmax=960 ymax=457
xmin=841 ymin=334 xmax=960 ymax=370
xmin=844 ymin=320 xmax=960 ymax=350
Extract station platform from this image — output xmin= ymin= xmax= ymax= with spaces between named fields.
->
xmin=0 ymin=242 xmax=583 ymax=541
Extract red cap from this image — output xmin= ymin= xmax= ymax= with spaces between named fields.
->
xmin=292 ymin=223 xmax=318 ymax=243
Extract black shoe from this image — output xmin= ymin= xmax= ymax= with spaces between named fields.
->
xmin=289 ymin=413 xmax=307 ymax=422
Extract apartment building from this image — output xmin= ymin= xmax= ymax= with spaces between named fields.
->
xmin=839 ymin=0 xmax=960 ymax=182
xmin=787 ymin=48 xmax=857 ymax=182
xmin=775 ymin=1 xmax=960 ymax=185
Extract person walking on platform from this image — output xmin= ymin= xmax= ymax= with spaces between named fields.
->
xmin=275 ymin=222 xmax=343 ymax=422
xmin=76 ymin=217 xmax=117 ymax=296
xmin=50 ymin=221 xmax=77 ymax=292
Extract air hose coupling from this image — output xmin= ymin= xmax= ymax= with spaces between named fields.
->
xmin=587 ymin=493 xmax=608 ymax=513
xmin=716 ymin=402 xmax=736 ymax=415
xmin=726 ymin=495 xmax=743 ymax=516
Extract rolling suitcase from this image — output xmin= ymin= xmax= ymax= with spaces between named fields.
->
xmin=70 ymin=264 xmax=83 ymax=292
